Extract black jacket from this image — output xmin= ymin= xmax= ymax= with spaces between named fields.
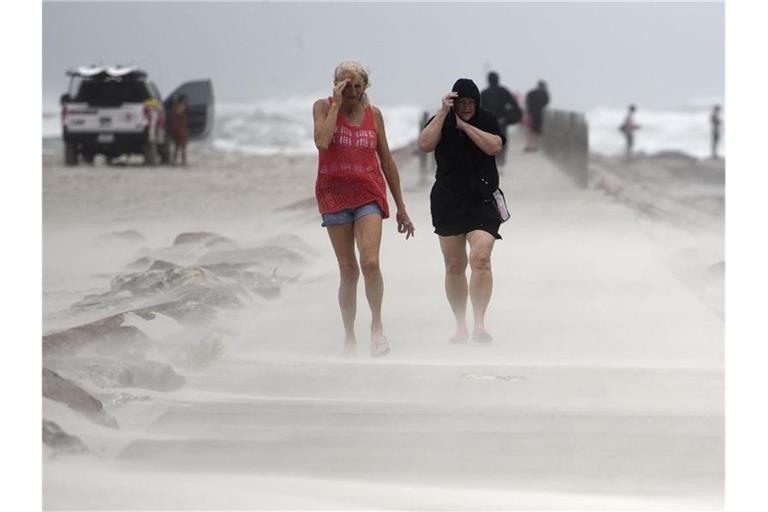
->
xmin=525 ymin=88 xmax=550 ymax=114
xmin=480 ymin=85 xmax=522 ymax=127
xmin=432 ymin=109 xmax=506 ymax=200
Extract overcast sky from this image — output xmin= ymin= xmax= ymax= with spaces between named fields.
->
xmin=43 ymin=1 xmax=724 ymax=111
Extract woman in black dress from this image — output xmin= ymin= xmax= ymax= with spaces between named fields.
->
xmin=418 ymin=78 xmax=505 ymax=343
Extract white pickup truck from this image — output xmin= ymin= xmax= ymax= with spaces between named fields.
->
xmin=60 ymin=66 xmax=213 ymax=166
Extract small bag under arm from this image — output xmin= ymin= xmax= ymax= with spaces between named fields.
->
xmin=492 ymin=188 xmax=510 ymax=223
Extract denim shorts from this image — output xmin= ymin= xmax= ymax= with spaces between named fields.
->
xmin=321 ymin=202 xmax=383 ymax=227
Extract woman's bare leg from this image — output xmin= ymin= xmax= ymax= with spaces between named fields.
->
xmin=354 ymin=214 xmax=384 ymax=340
xmin=439 ymin=235 xmax=469 ymax=342
xmin=326 ymin=223 xmax=359 ymax=350
xmin=466 ymin=230 xmax=495 ymax=338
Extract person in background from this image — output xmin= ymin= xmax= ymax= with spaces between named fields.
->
xmin=524 ymin=80 xmax=550 ymax=152
xmin=170 ymin=94 xmax=189 ymax=166
xmin=419 ymin=78 xmax=505 ymax=344
xmin=312 ymin=60 xmax=415 ymax=358
xmin=480 ymin=71 xmax=522 ymax=169
xmin=619 ymin=104 xmax=640 ymax=158
xmin=711 ymin=104 xmax=722 ymax=159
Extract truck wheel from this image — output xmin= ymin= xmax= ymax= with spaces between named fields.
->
xmin=83 ymin=152 xmax=95 ymax=165
xmin=143 ymin=142 xmax=158 ymax=166
xmin=64 ymin=143 xmax=78 ymax=166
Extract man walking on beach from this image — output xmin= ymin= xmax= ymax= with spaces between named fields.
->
xmin=524 ymin=80 xmax=550 ymax=152
xmin=480 ymin=71 xmax=522 ymax=169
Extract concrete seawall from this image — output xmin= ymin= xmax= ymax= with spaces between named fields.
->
xmin=541 ymin=109 xmax=589 ymax=188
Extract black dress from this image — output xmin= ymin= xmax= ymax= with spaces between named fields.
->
xmin=429 ymin=109 xmax=506 ymax=240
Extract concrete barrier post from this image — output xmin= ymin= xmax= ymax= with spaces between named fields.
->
xmin=542 ymin=109 xmax=590 ymax=188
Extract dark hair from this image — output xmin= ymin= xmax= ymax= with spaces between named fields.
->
xmin=487 ymin=71 xmax=499 ymax=86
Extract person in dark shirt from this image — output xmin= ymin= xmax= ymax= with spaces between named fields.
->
xmin=710 ymin=104 xmax=722 ymax=159
xmin=524 ymin=80 xmax=550 ymax=152
xmin=619 ymin=104 xmax=640 ymax=158
xmin=480 ymin=71 xmax=522 ymax=168
xmin=418 ymin=78 xmax=505 ymax=344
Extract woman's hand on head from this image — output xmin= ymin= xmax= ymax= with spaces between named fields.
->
xmin=441 ymin=92 xmax=457 ymax=113
xmin=333 ymin=79 xmax=349 ymax=104
xmin=396 ymin=210 xmax=415 ymax=240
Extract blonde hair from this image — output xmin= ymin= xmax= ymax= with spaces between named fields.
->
xmin=334 ymin=60 xmax=371 ymax=108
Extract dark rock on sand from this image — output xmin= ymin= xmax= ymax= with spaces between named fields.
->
xmin=173 ymin=232 xmax=234 ymax=248
xmin=72 ymin=263 xmax=247 ymax=315
xmin=135 ymin=299 xmax=218 ymax=324
xmin=43 ymin=419 xmax=89 ymax=454
xmin=43 ymin=368 xmax=118 ymax=428
xmin=261 ymin=233 xmax=318 ymax=256
xmin=125 ymin=256 xmax=153 ymax=271
xmin=147 ymin=259 xmax=178 ymax=271
xmin=198 ymin=245 xmax=306 ymax=268
xmin=43 ymin=313 xmax=150 ymax=355
xmin=200 ymin=263 xmax=281 ymax=299
xmin=50 ymin=357 xmax=186 ymax=392
xmin=123 ymin=358 xmax=186 ymax=391
xmin=110 ymin=264 xmax=211 ymax=296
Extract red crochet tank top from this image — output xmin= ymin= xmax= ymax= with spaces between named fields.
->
xmin=315 ymin=98 xmax=390 ymax=218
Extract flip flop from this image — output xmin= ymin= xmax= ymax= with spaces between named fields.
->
xmin=371 ymin=335 xmax=390 ymax=358
xmin=472 ymin=331 xmax=493 ymax=343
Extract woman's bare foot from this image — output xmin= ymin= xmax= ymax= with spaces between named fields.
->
xmin=371 ymin=333 xmax=390 ymax=357
xmin=472 ymin=328 xmax=493 ymax=343
xmin=339 ymin=340 xmax=357 ymax=359
xmin=449 ymin=327 xmax=469 ymax=344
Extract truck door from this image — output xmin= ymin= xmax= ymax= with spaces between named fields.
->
xmin=164 ymin=80 xmax=214 ymax=140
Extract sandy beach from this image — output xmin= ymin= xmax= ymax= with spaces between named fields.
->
xmin=42 ymin=132 xmax=724 ymax=510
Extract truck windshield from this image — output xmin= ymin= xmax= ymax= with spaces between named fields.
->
xmin=73 ymin=79 xmax=151 ymax=106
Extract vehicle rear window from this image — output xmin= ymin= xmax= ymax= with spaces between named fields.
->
xmin=74 ymin=79 xmax=151 ymax=106
xmin=172 ymin=82 xmax=211 ymax=105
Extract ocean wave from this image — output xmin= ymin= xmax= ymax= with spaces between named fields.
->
xmin=586 ymin=101 xmax=725 ymax=158
xmin=44 ymin=95 xmax=423 ymax=155
xmin=212 ymin=96 xmax=422 ymax=156
xmin=44 ymin=96 xmax=724 ymax=159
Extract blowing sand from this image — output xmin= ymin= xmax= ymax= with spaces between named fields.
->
xmin=42 ymin=134 xmax=723 ymax=510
